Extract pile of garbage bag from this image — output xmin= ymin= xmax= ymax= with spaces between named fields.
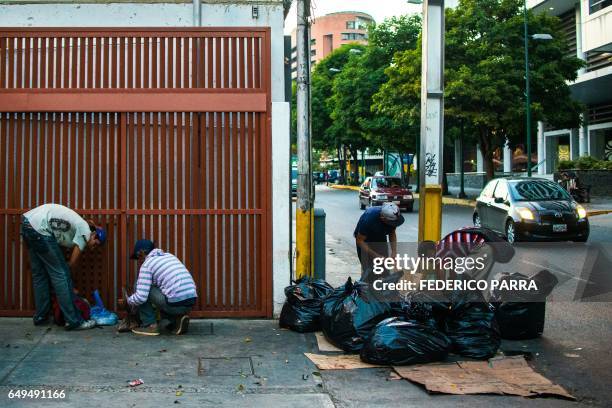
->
xmin=360 ymin=317 xmax=451 ymax=365
xmin=280 ymin=277 xmax=504 ymax=364
xmin=390 ymin=289 xmax=500 ymax=360
xmin=321 ymin=278 xmax=393 ymax=352
xmin=491 ymin=270 xmax=558 ymax=340
xmin=279 ymin=277 xmax=334 ymax=333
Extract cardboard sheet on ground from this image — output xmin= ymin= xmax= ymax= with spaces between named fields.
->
xmin=315 ymin=332 xmax=343 ymax=352
xmin=393 ymin=356 xmax=574 ymax=399
xmin=304 ymin=353 xmax=385 ymax=370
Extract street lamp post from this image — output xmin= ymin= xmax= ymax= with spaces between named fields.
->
xmin=458 ymin=119 xmax=467 ymax=198
xmin=523 ymin=0 xmax=533 ymax=177
xmin=523 ymin=0 xmax=553 ymax=177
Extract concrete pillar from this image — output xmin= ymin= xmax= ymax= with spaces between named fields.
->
xmin=545 ymin=135 xmax=558 ymax=174
xmin=579 ymin=116 xmax=588 ymax=156
xmin=570 ymin=128 xmax=580 ymax=159
xmin=537 ymin=121 xmax=546 ymax=175
xmin=476 ymin=144 xmax=484 ymax=173
xmin=576 ymin=4 xmax=586 ymax=76
xmin=454 ymin=140 xmax=461 ymax=173
xmin=503 ymin=139 xmax=512 ymax=173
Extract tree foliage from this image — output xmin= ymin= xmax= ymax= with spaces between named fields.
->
xmin=373 ymin=0 xmax=584 ymax=179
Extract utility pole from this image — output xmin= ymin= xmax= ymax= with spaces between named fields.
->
xmin=523 ymin=0 xmax=533 ymax=177
xmin=458 ymin=120 xmax=467 ymax=198
xmin=295 ymin=0 xmax=313 ymax=278
xmin=417 ymin=0 xmax=445 ymax=242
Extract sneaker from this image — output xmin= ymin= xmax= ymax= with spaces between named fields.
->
xmin=175 ymin=315 xmax=190 ymax=335
xmin=70 ymin=319 xmax=97 ymax=331
xmin=132 ymin=324 xmax=160 ymax=336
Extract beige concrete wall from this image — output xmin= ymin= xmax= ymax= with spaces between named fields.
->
xmin=581 ymin=0 xmax=612 ymax=52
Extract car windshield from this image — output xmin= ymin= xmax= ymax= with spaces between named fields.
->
xmin=509 ymin=180 xmax=571 ymax=201
xmin=373 ymin=177 xmax=402 ymax=188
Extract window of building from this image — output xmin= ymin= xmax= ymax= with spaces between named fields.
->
xmin=346 ymin=21 xmax=355 ymax=29
xmin=355 ymin=17 xmax=373 ymax=30
xmin=590 ymin=0 xmax=611 ymax=14
xmin=341 ymin=32 xmax=366 ymax=41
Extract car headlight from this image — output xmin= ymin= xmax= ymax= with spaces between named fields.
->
xmin=576 ymin=205 xmax=587 ymax=219
xmin=403 ymin=195 xmax=411 ymax=199
xmin=375 ymin=194 xmax=387 ymax=200
xmin=517 ymin=207 xmax=535 ymax=221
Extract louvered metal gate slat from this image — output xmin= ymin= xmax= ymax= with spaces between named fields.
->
xmin=0 ymin=28 xmax=272 ymax=317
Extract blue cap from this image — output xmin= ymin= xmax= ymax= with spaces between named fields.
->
xmin=95 ymin=227 xmax=107 ymax=245
xmin=131 ymin=239 xmax=155 ymax=260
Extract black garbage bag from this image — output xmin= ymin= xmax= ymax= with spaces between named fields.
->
xmin=360 ymin=316 xmax=451 ymax=365
xmin=491 ymin=270 xmax=558 ymax=340
xmin=443 ymin=290 xmax=500 ymax=359
xmin=321 ymin=277 xmax=393 ymax=352
xmin=390 ymin=290 xmax=449 ymax=327
xmin=279 ymin=277 xmax=334 ymax=333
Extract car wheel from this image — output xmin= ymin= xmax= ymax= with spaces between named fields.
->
xmin=473 ymin=213 xmax=482 ymax=227
xmin=405 ymin=203 xmax=414 ymax=213
xmin=573 ymin=235 xmax=588 ymax=243
xmin=505 ymin=220 xmax=516 ymax=244
xmin=360 ymin=199 xmax=366 ymax=210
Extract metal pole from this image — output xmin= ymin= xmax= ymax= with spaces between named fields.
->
xmin=383 ymin=150 xmax=387 ymax=175
xmin=458 ymin=120 xmax=466 ymax=198
xmin=192 ymin=0 xmax=201 ymax=26
xmin=295 ymin=0 xmax=313 ymax=278
xmin=524 ymin=0 xmax=532 ymax=177
xmin=361 ymin=150 xmax=366 ymax=182
xmin=418 ymin=0 xmax=445 ymax=242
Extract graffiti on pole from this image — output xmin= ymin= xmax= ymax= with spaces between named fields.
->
xmin=425 ymin=152 xmax=438 ymax=177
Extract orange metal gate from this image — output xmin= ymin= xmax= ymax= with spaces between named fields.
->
xmin=0 ymin=28 xmax=272 ymax=317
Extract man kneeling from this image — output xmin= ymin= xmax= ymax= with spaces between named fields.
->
xmin=122 ymin=239 xmax=198 ymax=336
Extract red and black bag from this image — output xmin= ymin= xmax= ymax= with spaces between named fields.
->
xmin=51 ymin=294 xmax=91 ymax=326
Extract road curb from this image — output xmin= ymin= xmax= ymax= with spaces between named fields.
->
xmin=587 ymin=209 xmax=612 ymax=217
xmin=328 ymin=185 xmax=612 ymax=214
xmin=329 ymin=184 xmax=361 ymax=192
xmin=329 ymin=184 xmax=476 ymax=207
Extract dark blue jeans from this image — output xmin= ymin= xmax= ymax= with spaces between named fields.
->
xmin=21 ymin=217 xmax=83 ymax=328
xmin=137 ymin=285 xmax=193 ymax=327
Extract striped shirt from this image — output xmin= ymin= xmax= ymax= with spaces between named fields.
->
xmin=127 ymin=249 xmax=198 ymax=306
xmin=435 ymin=228 xmax=486 ymax=259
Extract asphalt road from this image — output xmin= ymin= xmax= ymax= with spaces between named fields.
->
xmin=312 ymin=185 xmax=612 ymax=297
xmin=304 ymin=185 xmax=612 ymax=406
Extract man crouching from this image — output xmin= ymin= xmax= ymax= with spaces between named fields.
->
xmin=119 ymin=239 xmax=198 ymax=336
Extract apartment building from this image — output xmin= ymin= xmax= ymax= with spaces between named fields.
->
xmin=290 ymin=11 xmax=374 ymax=78
xmin=530 ymin=0 xmax=612 ymax=174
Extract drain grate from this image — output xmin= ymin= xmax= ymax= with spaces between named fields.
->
xmin=187 ymin=322 xmax=214 ymax=336
xmin=198 ymin=357 xmax=254 ymax=377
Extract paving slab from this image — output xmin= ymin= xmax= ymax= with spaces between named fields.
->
xmin=0 ymin=316 xmax=608 ymax=407
xmin=0 ymin=389 xmax=335 ymax=408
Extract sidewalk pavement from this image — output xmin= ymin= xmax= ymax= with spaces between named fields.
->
xmin=0 ymin=317 xmax=599 ymax=407
xmin=329 ymin=184 xmax=612 ymax=216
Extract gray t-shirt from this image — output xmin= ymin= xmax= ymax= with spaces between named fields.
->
xmin=24 ymin=204 xmax=91 ymax=250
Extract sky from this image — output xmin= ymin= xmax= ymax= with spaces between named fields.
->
xmin=284 ymin=0 xmax=422 ymax=34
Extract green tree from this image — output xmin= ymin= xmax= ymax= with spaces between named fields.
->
xmin=374 ymin=0 xmax=584 ymax=180
xmin=329 ymin=15 xmax=421 ymax=181
xmin=311 ymin=45 xmax=362 ymax=180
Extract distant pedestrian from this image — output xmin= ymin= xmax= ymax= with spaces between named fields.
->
xmin=353 ymin=202 xmax=404 ymax=283
xmin=21 ymin=204 xmax=107 ymax=330
xmin=120 ymin=240 xmax=197 ymax=336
